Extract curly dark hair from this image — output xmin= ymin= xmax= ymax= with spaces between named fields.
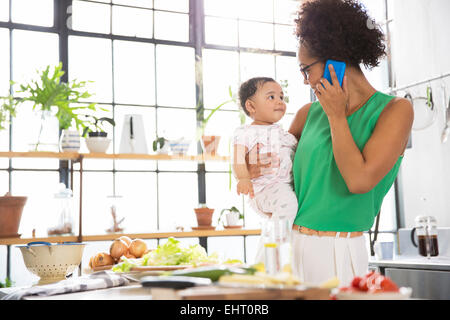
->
xmin=294 ymin=0 xmax=386 ymax=69
xmin=238 ymin=77 xmax=275 ymax=117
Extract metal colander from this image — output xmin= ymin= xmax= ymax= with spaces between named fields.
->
xmin=17 ymin=241 xmax=86 ymax=284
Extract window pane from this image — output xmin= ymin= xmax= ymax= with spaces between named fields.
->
xmin=112 ymin=5 xmax=153 ymax=38
xmin=274 ymin=24 xmax=297 ymax=52
xmin=112 ymin=0 xmax=152 ymax=8
xmin=115 ymin=172 xmax=158 ymax=233
xmin=156 ymin=108 xmax=197 ymax=172
xmin=12 ymin=171 xmax=60 ymax=236
xmin=154 ymin=11 xmax=189 ymax=42
xmin=156 ymin=45 xmax=195 ymax=108
xmin=204 ymin=17 xmax=238 ymax=47
xmin=202 ymin=49 xmax=239 ymax=110
xmin=240 ymin=52 xmax=275 ymax=81
xmin=274 ymin=0 xmax=299 ymax=25
xmin=238 ymin=0 xmax=273 ymax=23
xmin=0 ymin=0 xmax=8 ymax=22
xmin=11 ymin=0 xmax=53 ymax=27
xmin=0 ymin=28 xmax=9 ymax=97
xmin=0 ymin=171 xmax=8 ymax=193
xmin=154 ymin=0 xmax=189 ymax=13
xmin=239 ymin=21 xmax=273 ymax=50
xmin=69 ymin=36 xmax=113 ymax=103
xmin=158 ymin=172 xmax=198 ymax=230
xmin=0 ymin=121 xmax=8 ymax=154
xmin=114 ymin=105 xmax=157 ymax=171
xmin=208 ymin=236 xmax=245 ymax=261
xmin=73 ymin=172 xmax=113 ymax=235
xmin=276 ymin=55 xmax=311 ymax=114
xmin=205 ymin=173 xmax=243 ymax=225
xmin=12 ymin=30 xmax=59 ymax=91
xmin=204 ymin=0 xmax=239 ymax=19
xmin=72 ymin=0 xmax=111 ymax=34
xmin=113 ymin=40 xmax=155 ymax=105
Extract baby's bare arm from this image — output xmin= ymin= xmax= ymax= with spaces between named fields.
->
xmin=233 ymin=144 xmax=255 ymax=198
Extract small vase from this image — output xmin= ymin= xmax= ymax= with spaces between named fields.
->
xmin=201 ymin=135 xmax=221 ymax=155
xmin=60 ymin=129 xmax=81 ymax=152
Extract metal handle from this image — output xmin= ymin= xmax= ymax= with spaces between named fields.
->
xmin=26 ymin=241 xmax=52 ymax=256
xmin=410 ymin=227 xmax=418 ymax=247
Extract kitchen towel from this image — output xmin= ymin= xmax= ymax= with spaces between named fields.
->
xmin=1 ymin=271 xmax=130 ymax=300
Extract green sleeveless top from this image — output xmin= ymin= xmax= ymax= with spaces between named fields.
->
xmin=292 ymin=91 xmax=402 ymax=232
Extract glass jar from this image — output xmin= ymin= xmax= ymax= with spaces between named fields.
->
xmin=47 ymin=184 xmax=75 ymax=236
xmin=262 ymin=217 xmax=291 ymax=275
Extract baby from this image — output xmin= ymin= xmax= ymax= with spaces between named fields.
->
xmin=232 ymin=77 xmax=298 ymax=263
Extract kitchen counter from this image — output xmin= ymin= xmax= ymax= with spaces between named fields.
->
xmin=369 ymin=256 xmax=450 ymax=271
xmin=0 ymin=281 xmax=331 ymax=300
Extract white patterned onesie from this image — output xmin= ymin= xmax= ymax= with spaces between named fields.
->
xmin=233 ymin=124 xmax=298 ymax=263
xmin=233 ymin=124 xmax=298 ymax=220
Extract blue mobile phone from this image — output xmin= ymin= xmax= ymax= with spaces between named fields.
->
xmin=323 ymin=59 xmax=346 ymax=87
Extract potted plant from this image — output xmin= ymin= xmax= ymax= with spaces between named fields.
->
xmin=193 ymin=203 xmax=215 ymax=228
xmin=0 ymin=192 xmax=27 ymax=238
xmin=217 ymin=206 xmax=244 ymax=228
xmin=13 ymin=63 xmax=99 ymax=151
xmin=152 ymin=135 xmax=170 ymax=154
xmin=196 ymin=86 xmax=241 ymax=156
xmin=82 ymin=115 xmax=116 ymax=153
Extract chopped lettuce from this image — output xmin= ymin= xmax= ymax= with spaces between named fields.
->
xmin=112 ymin=257 xmax=141 ymax=273
xmin=142 ymin=237 xmax=220 ymax=266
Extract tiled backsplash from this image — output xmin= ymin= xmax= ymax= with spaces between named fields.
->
xmin=397 ymin=227 xmax=450 ymax=257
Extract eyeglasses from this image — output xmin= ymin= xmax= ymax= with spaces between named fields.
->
xmin=300 ymin=60 xmax=321 ymax=81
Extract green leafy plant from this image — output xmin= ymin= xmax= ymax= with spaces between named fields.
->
xmin=81 ymin=115 xmax=116 ymax=137
xmin=217 ymin=206 xmax=244 ymax=226
xmin=0 ymin=95 xmax=18 ymax=131
xmin=0 ymin=277 xmax=14 ymax=288
xmin=152 ymin=136 xmax=168 ymax=152
xmin=15 ymin=63 xmax=101 ymax=149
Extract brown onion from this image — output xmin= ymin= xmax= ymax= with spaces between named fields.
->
xmin=129 ymin=239 xmax=147 ymax=258
xmin=110 ymin=238 xmax=129 ymax=261
xmin=90 ymin=252 xmax=115 ymax=269
xmin=121 ymin=251 xmax=136 ymax=260
xmin=119 ymin=236 xmax=132 ymax=247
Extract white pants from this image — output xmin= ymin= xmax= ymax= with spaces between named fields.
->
xmin=291 ymin=231 xmax=369 ymax=287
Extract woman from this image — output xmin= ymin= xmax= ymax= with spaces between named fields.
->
xmin=246 ymin=0 xmax=413 ymax=286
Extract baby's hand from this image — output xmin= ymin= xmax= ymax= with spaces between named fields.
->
xmin=237 ymin=179 xmax=255 ymax=198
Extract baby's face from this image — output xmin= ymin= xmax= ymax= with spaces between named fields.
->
xmin=247 ymin=82 xmax=286 ymax=124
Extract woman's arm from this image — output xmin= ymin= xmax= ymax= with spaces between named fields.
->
xmin=328 ymin=97 xmax=413 ymax=193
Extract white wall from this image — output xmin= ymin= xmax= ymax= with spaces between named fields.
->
xmin=389 ymin=0 xmax=450 ymax=227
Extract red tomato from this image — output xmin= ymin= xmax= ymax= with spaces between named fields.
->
xmin=379 ymin=278 xmax=399 ymax=292
xmin=351 ymin=276 xmax=362 ymax=289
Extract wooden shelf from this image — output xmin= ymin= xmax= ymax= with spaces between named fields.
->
xmin=0 ymin=229 xmax=261 ymax=245
xmin=0 ymin=151 xmax=230 ymax=162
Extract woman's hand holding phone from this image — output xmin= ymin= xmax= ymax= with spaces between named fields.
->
xmin=315 ymin=63 xmax=349 ymax=120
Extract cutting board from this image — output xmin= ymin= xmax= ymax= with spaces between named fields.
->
xmin=150 ymin=285 xmax=331 ymax=300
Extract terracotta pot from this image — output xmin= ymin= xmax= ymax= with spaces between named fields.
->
xmin=201 ymin=135 xmax=221 ymax=156
xmin=194 ymin=208 xmax=214 ymax=226
xmin=0 ymin=195 xmax=27 ymax=238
